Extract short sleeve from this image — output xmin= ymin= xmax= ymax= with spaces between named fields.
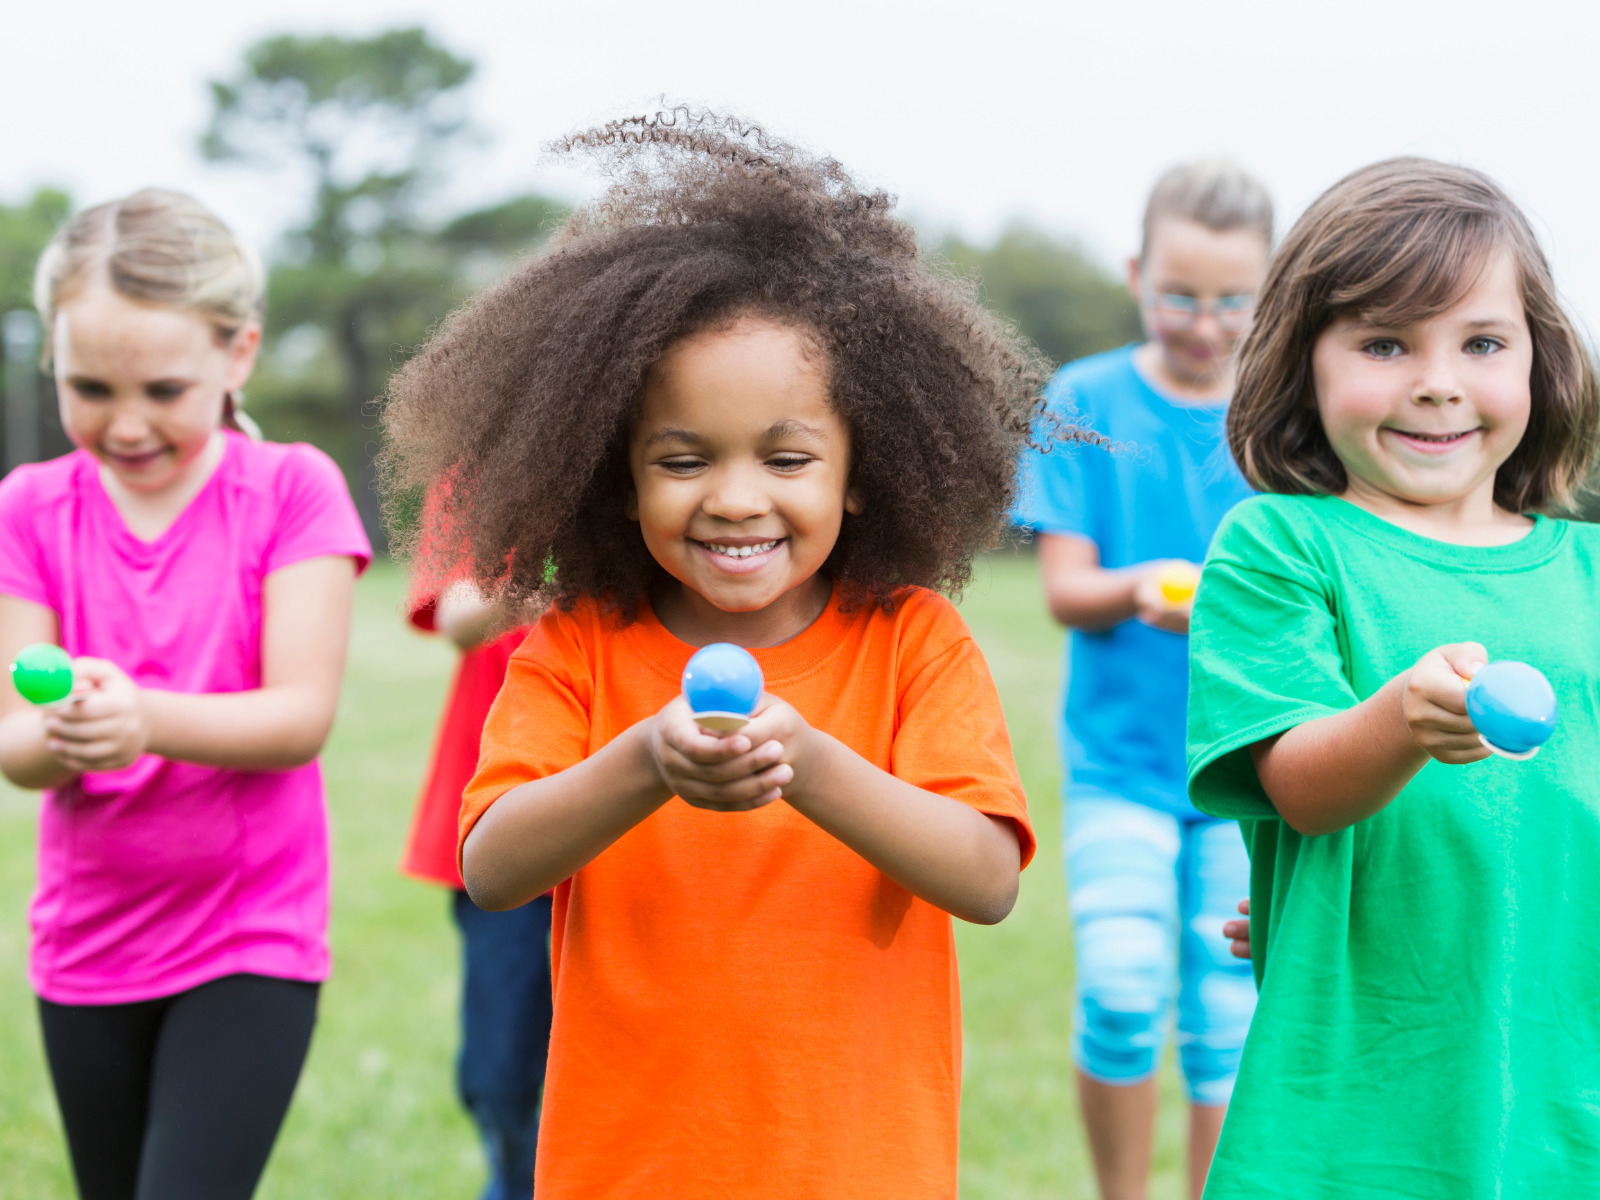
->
xmin=892 ymin=603 xmax=1036 ymax=867
xmin=264 ymin=444 xmax=373 ymax=576
xmin=408 ymin=596 xmax=438 ymax=632
xmin=459 ymin=613 xmax=594 ymax=854
xmin=1186 ymin=501 xmax=1356 ymax=820
xmin=0 ymin=466 xmax=54 ymax=609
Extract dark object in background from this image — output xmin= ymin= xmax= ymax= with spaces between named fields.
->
xmin=3 ymin=310 xmax=73 ymax=472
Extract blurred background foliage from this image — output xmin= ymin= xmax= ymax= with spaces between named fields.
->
xmin=0 ymin=25 xmax=1153 ymax=552
xmin=34 ymin=25 xmax=1600 ymax=545
xmin=0 ymin=27 xmax=1146 ymax=553
xmin=942 ymin=227 xmax=1140 ymax=368
xmin=198 ymin=27 xmax=564 ymax=551
xmin=0 ymin=190 xmax=71 ymax=314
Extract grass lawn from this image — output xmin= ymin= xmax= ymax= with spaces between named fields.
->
xmin=0 ymin=553 xmax=1193 ymax=1199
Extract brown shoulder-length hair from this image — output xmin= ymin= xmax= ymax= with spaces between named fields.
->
xmin=1231 ymin=157 xmax=1598 ymax=513
xmin=381 ymin=108 xmax=1083 ymax=619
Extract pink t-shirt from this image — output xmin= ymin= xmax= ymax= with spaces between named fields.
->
xmin=0 ymin=432 xmax=371 ymax=1004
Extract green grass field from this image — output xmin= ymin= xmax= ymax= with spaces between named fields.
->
xmin=0 ymin=554 xmax=1192 ymax=1199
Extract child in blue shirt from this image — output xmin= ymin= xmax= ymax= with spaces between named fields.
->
xmin=1015 ymin=160 xmax=1271 ymax=1200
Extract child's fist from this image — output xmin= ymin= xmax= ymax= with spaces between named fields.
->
xmin=41 ymin=657 xmax=149 ymax=774
xmin=1133 ymin=560 xmax=1200 ymax=634
xmin=645 ymin=692 xmax=794 ymax=812
xmin=1223 ymin=898 xmax=1251 ymax=960
xmin=1402 ymin=643 xmax=1494 ymax=765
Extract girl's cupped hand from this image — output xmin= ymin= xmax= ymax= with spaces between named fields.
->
xmin=1402 ymin=642 xmax=1494 ymax=765
xmin=645 ymin=692 xmax=805 ymax=812
xmin=43 ymin=657 xmax=149 ymax=774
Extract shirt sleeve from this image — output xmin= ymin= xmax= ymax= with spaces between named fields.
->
xmin=1186 ymin=501 xmax=1356 ymax=820
xmin=459 ymin=613 xmax=593 ymax=854
xmin=892 ymin=599 xmax=1036 ymax=867
xmin=1013 ymin=376 xmax=1098 ymax=543
xmin=0 ymin=467 xmax=53 ymax=609
xmin=264 ymin=444 xmax=373 ymax=576
xmin=408 ymin=597 xmax=439 ymax=632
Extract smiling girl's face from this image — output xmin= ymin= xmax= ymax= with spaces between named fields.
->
xmin=628 ymin=317 xmax=861 ymax=647
xmin=54 ymin=285 xmax=259 ymax=496
xmin=1313 ymin=250 xmax=1533 ymax=530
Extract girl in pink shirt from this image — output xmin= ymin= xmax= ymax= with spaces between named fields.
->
xmin=0 ymin=190 xmax=370 ymax=1200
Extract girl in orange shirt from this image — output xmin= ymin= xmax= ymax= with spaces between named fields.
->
xmin=381 ymin=108 xmax=1092 ymax=1199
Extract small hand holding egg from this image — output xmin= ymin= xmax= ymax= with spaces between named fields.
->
xmin=1134 ymin=561 xmax=1201 ymax=634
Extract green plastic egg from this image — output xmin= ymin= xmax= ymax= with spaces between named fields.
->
xmin=10 ymin=643 xmax=73 ymax=705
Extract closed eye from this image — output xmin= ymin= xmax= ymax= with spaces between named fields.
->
xmin=145 ymin=381 xmax=189 ymax=401
xmin=67 ymin=378 xmax=113 ymax=399
xmin=657 ymin=457 xmax=706 ymax=474
xmin=767 ymin=455 xmax=813 ymax=471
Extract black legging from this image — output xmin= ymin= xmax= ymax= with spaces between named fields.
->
xmin=37 ymin=973 xmax=319 ymax=1200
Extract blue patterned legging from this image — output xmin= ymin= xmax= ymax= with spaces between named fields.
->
xmin=1065 ymin=790 xmax=1257 ymax=1105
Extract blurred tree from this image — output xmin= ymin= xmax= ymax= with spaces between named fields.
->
xmin=942 ymin=225 xmax=1142 ymax=370
xmin=201 ymin=28 xmax=563 ymax=550
xmin=0 ymin=188 xmax=71 ymax=314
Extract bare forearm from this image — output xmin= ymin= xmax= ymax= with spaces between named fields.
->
xmin=784 ymin=733 xmax=1021 ymax=924
xmin=0 ymin=712 xmax=76 ymax=789
xmin=1046 ymin=565 xmax=1139 ymax=631
xmin=141 ymin=687 xmax=339 ymax=770
xmin=1252 ymin=674 xmax=1428 ymax=836
xmin=463 ymin=725 xmax=671 ymax=911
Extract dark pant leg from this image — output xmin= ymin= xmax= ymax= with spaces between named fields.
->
xmin=453 ymin=890 xmax=555 ymax=1200
xmin=37 ymin=993 xmax=168 ymax=1200
xmin=133 ymin=973 xmax=320 ymax=1200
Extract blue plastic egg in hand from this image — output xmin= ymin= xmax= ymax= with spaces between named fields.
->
xmin=682 ymin=643 xmax=764 ymax=733
xmin=1466 ymin=660 xmax=1558 ymax=760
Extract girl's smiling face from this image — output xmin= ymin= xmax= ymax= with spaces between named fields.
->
xmin=54 ymin=285 xmax=259 ymax=495
xmin=1313 ymin=249 xmax=1533 ymax=526
xmin=628 ymin=317 xmax=861 ymax=646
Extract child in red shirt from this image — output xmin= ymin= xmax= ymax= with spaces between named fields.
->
xmin=402 ymin=583 xmax=545 ymax=1200
xmin=382 ymin=109 xmax=1094 ymax=1198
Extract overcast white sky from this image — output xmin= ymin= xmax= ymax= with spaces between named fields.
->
xmin=8 ymin=0 xmax=1600 ymax=330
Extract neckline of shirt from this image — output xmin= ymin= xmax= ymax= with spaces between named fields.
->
xmin=626 ymin=582 xmax=857 ymax=687
xmin=1123 ymin=344 xmax=1232 ymax=415
xmin=85 ymin=431 xmax=241 ymax=555
xmin=1308 ymin=493 xmax=1563 ymax=570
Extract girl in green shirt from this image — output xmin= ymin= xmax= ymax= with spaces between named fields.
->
xmin=1187 ymin=158 xmax=1600 ymax=1198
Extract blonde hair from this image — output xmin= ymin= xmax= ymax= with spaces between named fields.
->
xmin=1141 ymin=158 xmax=1274 ymax=260
xmin=34 ymin=188 xmax=266 ymax=435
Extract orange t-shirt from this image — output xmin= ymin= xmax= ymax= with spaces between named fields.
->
xmin=462 ymin=586 xmax=1033 ymax=1199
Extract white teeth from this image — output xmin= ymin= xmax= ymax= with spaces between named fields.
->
xmin=704 ymin=540 xmax=778 ymax=559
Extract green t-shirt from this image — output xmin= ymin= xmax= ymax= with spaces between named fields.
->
xmin=1187 ymin=494 xmax=1600 ymax=1198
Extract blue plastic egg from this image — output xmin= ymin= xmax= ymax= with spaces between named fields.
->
xmin=1466 ymin=660 xmax=1558 ymax=758
xmin=682 ymin=643 xmax=764 ymax=731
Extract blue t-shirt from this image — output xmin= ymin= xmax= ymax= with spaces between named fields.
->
xmin=1015 ymin=345 xmax=1252 ymax=818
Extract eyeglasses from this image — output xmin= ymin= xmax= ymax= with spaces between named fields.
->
xmin=1141 ymin=290 xmax=1256 ymax=333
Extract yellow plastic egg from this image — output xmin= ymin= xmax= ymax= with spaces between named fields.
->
xmin=1157 ymin=563 xmax=1201 ymax=604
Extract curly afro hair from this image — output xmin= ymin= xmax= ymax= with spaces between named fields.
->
xmin=381 ymin=107 xmax=1089 ymax=619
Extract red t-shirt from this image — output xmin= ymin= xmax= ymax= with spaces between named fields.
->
xmin=462 ymin=588 xmax=1033 ymax=1198
xmin=400 ymin=597 xmax=528 ymax=889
